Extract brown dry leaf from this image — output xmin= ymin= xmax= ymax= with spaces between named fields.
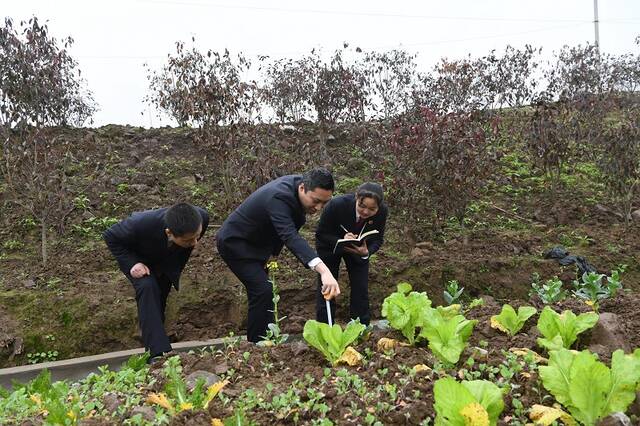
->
xmin=276 ymin=408 xmax=299 ymax=419
xmin=377 ymin=337 xmax=399 ymax=351
xmin=413 ymin=364 xmax=431 ymax=373
xmin=336 ymin=346 xmax=363 ymax=366
xmin=528 ymin=404 xmax=576 ymax=425
xmin=509 ymin=347 xmax=547 ymax=364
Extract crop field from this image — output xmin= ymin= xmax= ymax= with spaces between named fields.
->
xmin=1 ymin=11 xmax=640 ymax=426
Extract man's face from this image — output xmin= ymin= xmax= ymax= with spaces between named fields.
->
xmin=298 ymin=183 xmax=333 ymax=214
xmin=166 ymin=224 xmax=203 ymax=248
xmin=356 ymin=196 xmax=379 ymax=220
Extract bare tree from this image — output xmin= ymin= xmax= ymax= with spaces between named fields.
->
xmin=362 ymin=49 xmax=419 ymax=119
xmin=144 ymin=39 xmax=257 ymax=130
xmin=259 ymin=56 xmax=314 ymax=123
xmin=0 ymin=17 xmax=96 ymax=266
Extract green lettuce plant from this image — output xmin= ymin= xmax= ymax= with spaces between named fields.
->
xmin=530 ymin=275 xmax=567 ymax=304
xmin=605 ymin=268 xmax=623 ymax=297
xmin=381 ymin=282 xmax=432 ymax=345
xmin=419 ymin=308 xmax=477 ymax=365
xmin=572 ymin=272 xmax=609 ymax=308
xmin=539 ymin=348 xmax=640 ymax=426
xmin=536 ymin=306 xmax=599 ymax=351
xmin=433 ymin=377 xmax=504 ymax=425
xmin=443 ymin=280 xmax=464 ymax=305
xmin=490 ymin=304 xmax=537 ymax=337
xmin=303 ymin=319 xmax=366 ymax=365
xmin=437 ymin=304 xmax=462 ymax=320
xmin=572 ymin=268 xmax=625 ymax=310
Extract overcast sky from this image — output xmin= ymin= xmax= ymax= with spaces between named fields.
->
xmin=4 ymin=0 xmax=639 ymax=127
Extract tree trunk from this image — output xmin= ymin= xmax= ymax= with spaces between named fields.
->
xmin=460 ymin=217 xmax=469 ymax=246
xmin=41 ymin=217 xmax=47 ymax=268
xmin=317 ymin=121 xmax=330 ymax=166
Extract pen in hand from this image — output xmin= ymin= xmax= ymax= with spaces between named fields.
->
xmin=340 ymin=225 xmax=358 ymax=242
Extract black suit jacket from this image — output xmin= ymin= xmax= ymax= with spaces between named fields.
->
xmin=103 ymin=207 xmax=209 ymax=290
xmin=216 ymin=175 xmax=317 ymax=266
xmin=315 ymin=193 xmax=387 ymax=257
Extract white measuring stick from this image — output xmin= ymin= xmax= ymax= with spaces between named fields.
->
xmin=326 ymin=299 xmax=333 ymax=327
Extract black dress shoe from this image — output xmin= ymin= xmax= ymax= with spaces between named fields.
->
xmin=147 ymin=355 xmax=163 ymax=365
xmin=147 ymin=350 xmax=178 ymax=365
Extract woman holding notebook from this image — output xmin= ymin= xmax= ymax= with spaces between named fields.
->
xmin=315 ymin=182 xmax=388 ymax=326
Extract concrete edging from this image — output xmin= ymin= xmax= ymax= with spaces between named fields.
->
xmin=0 ymin=336 xmax=243 ymax=389
xmin=0 ymin=321 xmax=387 ymax=389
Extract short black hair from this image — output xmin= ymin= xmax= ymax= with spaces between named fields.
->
xmin=356 ymin=182 xmax=384 ymax=206
xmin=302 ymin=168 xmax=335 ymax=192
xmin=165 ymin=203 xmax=202 ymax=236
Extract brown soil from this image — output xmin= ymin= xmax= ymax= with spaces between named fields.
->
xmin=0 ymin=123 xmax=639 ymax=370
xmin=103 ymin=291 xmax=640 ymax=424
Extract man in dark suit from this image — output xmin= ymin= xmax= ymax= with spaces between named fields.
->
xmin=216 ymin=168 xmax=341 ymax=342
xmin=104 ymin=203 xmax=208 ymax=360
xmin=315 ymin=182 xmax=388 ymax=326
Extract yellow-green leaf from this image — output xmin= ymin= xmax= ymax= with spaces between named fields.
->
xmin=528 ymin=404 xmax=576 ymax=425
xmin=178 ymin=402 xmax=193 ymax=412
xmin=490 ymin=316 xmax=509 ymax=334
xmin=29 ymin=394 xmax=42 ymax=406
xmin=459 ymin=402 xmax=489 ymax=426
xmin=204 ymin=380 xmax=230 ymax=409
xmin=146 ymin=392 xmax=174 ymax=411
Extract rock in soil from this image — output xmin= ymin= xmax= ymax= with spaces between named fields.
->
xmin=130 ymin=406 xmax=155 ymax=422
xmin=596 ymin=412 xmax=632 ymax=426
xmin=588 ymin=312 xmax=631 ymax=356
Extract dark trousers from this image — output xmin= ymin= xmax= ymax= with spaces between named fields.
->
xmin=316 ymin=252 xmax=370 ymax=326
xmin=127 ymin=272 xmax=173 ymax=357
xmin=217 ymin=245 xmax=273 ymax=343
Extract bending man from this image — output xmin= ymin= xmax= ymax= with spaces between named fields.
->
xmin=104 ymin=203 xmax=208 ymax=360
xmin=216 ymin=168 xmax=340 ymax=342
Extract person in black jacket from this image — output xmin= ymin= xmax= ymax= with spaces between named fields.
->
xmin=103 ymin=203 xmax=209 ymax=360
xmin=315 ymin=182 xmax=388 ymax=326
xmin=216 ymin=168 xmax=341 ymax=342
